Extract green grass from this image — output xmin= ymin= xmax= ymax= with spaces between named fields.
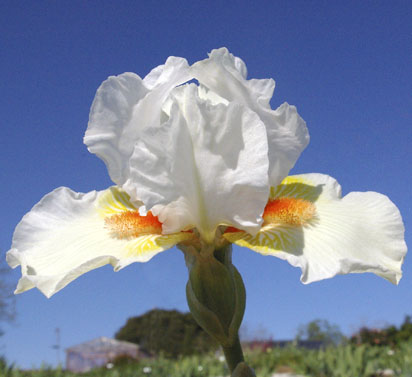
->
xmin=2 ymin=341 xmax=412 ymax=377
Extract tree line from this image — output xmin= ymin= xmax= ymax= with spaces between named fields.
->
xmin=115 ymin=311 xmax=412 ymax=359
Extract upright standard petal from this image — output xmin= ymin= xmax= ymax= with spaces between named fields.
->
xmin=192 ymin=47 xmax=310 ymax=187
xmin=225 ymin=174 xmax=406 ymax=284
xmin=123 ymin=84 xmax=270 ymax=242
xmin=84 ymin=57 xmax=191 ymax=187
xmin=7 ymin=187 xmax=192 ymax=297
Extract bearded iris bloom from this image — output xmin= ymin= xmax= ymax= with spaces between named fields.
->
xmin=7 ymin=48 xmax=406 ymax=300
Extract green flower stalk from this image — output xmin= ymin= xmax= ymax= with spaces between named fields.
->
xmin=183 ymin=244 xmax=254 ymax=375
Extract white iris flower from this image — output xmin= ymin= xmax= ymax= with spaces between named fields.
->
xmin=6 ymin=48 xmax=406 ymax=298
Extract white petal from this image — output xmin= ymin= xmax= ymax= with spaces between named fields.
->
xmin=143 ymin=56 xmax=191 ymax=89
xmin=84 ymin=57 xmax=191 ymax=186
xmin=266 ymin=103 xmax=310 ymax=187
xmin=124 ymin=84 xmax=270 ymax=242
xmin=225 ymin=173 xmax=406 ymax=284
xmin=6 ymin=187 xmax=191 ymax=297
xmin=197 ymin=85 xmax=229 ymax=106
xmin=192 ymin=48 xmax=309 ymax=187
xmin=84 ymin=73 xmax=148 ymax=184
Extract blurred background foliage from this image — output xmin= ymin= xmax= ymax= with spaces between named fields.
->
xmin=0 ymin=264 xmax=15 ymax=337
xmin=350 ymin=315 xmax=412 ymax=347
xmin=2 ymin=312 xmax=412 ymax=376
xmin=115 ymin=309 xmax=218 ymax=358
xmin=2 ymin=341 xmax=412 ymax=377
xmin=295 ymin=319 xmax=344 ymax=346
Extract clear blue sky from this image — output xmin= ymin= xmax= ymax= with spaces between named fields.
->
xmin=1 ymin=0 xmax=411 ymax=369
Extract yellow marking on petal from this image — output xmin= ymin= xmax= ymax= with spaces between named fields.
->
xmin=93 ymin=187 xmax=196 ymax=260
xmin=125 ymin=232 xmax=195 ymax=258
xmin=263 ymin=197 xmax=315 ymax=226
xmin=270 ymin=176 xmax=319 ymax=201
xmin=105 ymin=211 xmax=162 ymax=239
xmin=225 ymin=176 xmax=319 ymax=255
xmin=97 ymin=187 xmax=137 ymax=217
xmin=224 ymin=226 xmax=301 ymax=255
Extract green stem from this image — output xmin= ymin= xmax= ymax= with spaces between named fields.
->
xmin=222 ymin=335 xmax=245 ymax=373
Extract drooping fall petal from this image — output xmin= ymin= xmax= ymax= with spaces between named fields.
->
xmin=6 ymin=186 xmax=192 ymax=297
xmin=225 ymin=174 xmax=406 ymax=284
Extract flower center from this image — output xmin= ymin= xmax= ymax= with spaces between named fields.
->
xmin=105 ymin=211 xmax=162 ymax=239
xmin=263 ymin=197 xmax=315 ymax=226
